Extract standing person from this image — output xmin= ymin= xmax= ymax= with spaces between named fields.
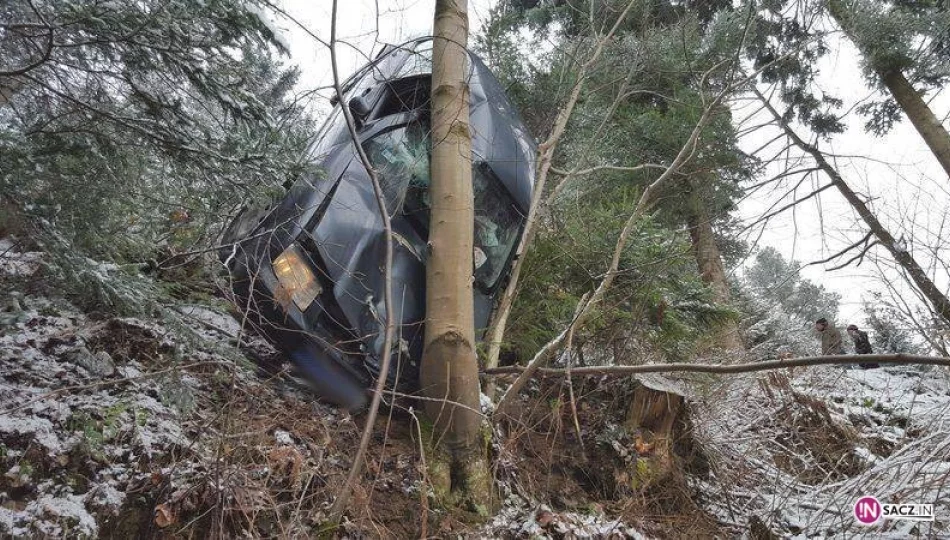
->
xmin=847 ymin=324 xmax=879 ymax=369
xmin=815 ymin=318 xmax=844 ymax=355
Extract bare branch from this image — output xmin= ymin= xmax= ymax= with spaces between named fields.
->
xmin=485 ymin=354 xmax=950 ymax=378
xmin=482 ymin=0 xmax=640 ymax=384
xmin=326 ymin=0 xmax=396 ymax=523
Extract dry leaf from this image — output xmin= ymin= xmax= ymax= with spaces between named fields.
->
xmin=154 ymin=503 xmax=177 ymax=528
xmin=536 ymin=510 xmax=556 ymax=527
xmin=633 ymin=436 xmax=655 ymax=456
xmin=268 ymin=446 xmax=304 ymax=485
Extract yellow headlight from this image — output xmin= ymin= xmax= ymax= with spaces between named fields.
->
xmin=272 ymin=244 xmax=322 ymax=311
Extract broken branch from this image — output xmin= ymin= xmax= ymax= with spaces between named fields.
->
xmin=484 ymin=354 xmax=950 ymax=377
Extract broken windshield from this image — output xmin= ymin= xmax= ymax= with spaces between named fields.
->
xmin=364 ymin=123 xmax=523 ymax=290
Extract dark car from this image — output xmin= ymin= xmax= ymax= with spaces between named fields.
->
xmin=221 ymin=38 xmax=536 ymax=410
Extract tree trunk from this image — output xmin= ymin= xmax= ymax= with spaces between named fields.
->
xmin=420 ymin=0 xmax=491 ymax=510
xmin=756 ymin=88 xmax=950 ymax=325
xmin=827 ymin=0 xmax=950 ymax=180
xmin=878 ymin=69 xmax=950 ymax=179
xmin=686 ymin=180 xmax=744 ymax=352
xmin=623 ymin=382 xmax=685 ymax=490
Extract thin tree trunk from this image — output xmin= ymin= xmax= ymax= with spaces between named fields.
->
xmin=484 ymin=352 xmax=950 ymax=376
xmin=827 ymin=0 xmax=950 ymax=179
xmin=325 ymin=0 xmax=397 ymax=523
xmin=685 ymin=180 xmax=744 ymax=351
xmin=482 ymin=0 xmax=639 ymax=388
xmin=755 ymin=88 xmax=950 ymax=325
xmin=420 ymin=0 xmax=490 ymax=508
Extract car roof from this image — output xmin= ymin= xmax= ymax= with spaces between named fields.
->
xmin=338 ymin=37 xmax=537 ymax=211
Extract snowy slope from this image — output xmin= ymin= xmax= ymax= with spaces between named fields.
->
xmin=692 ymin=365 xmax=950 ymax=538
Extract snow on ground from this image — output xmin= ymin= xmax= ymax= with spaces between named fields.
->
xmin=481 ymin=494 xmax=650 ymax=539
xmin=0 ymin=241 xmax=253 ymax=536
xmin=0 ymin=269 xmax=199 ymax=535
xmin=691 ymin=364 xmax=950 ymax=538
xmin=5 ymin=237 xmax=948 ymax=538
xmin=0 ymin=238 xmax=41 ymax=277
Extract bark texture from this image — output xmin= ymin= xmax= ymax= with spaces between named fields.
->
xmin=756 ymin=89 xmax=950 ymax=325
xmin=420 ymin=0 xmax=490 ymax=509
xmin=878 ymin=68 xmax=950 ymax=179
xmin=0 ymin=77 xmax=22 ymax=107
xmin=624 ymin=384 xmax=684 ymax=490
xmin=828 ymin=0 xmax=950 ymax=180
xmin=685 ymin=181 xmax=744 ymax=352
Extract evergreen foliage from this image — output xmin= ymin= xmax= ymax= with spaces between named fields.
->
xmin=480 ymin=1 xmax=751 ymax=362
xmin=863 ymin=293 xmax=928 ymax=354
xmin=740 ymin=247 xmax=841 ymax=357
xmin=1 ymin=0 xmax=313 ymax=270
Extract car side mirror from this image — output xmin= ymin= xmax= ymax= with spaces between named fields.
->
xmin=348 ymin=95 xmax=372 ymax=120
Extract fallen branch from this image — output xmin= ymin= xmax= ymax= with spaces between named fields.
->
xmin=483 ymin=354 xmax=950 ymax=378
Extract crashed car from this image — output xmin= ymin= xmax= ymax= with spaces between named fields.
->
xmin=221 ymin=38 xmax=536 ymax=410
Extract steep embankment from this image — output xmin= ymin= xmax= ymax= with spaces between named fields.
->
xmin=0 ymin=239 xmax=431 ymax=538
xmin=2 ymin=238 xmax=948 ymax=538
xmin=692 ymin=364 xmax=950 ymax=537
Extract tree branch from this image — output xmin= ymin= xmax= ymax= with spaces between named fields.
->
xmin=484 ymin=354 xmax=950 ymax=377
xmin=481 ymin=0 xmax=640 ymax=384
xmin=326 ymin=0 xmax=397 ymax=523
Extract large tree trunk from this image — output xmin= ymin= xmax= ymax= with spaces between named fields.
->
xmin=877 ymin=69 xmax=950 ymax=179
xmin=420 ymin=0 xmax=491 ymax=510
xmin=686 ymin=180 xmax=744 ymax=352
xmin=756 ymin=88 xmax=950 ymax=325
xmin=827 ymin=0 xmax=950 ymax=180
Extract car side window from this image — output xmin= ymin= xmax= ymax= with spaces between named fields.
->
xmin=472 ymin=164 xmax=523 ymax=290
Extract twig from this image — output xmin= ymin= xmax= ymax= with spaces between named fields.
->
xmin=409 ymin=408 xmax=430 ymax=540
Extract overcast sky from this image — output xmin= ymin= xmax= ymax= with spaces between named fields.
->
xmin=271 ymin=0 xmax=950 ymax=332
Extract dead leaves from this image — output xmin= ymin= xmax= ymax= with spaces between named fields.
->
xmin=154 ymin=502 xmax=176 ymax=528
xmin=267 ymin=445 xmax=304 ymax=486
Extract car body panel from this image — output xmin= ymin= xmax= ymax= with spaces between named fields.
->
xmin=223 ymin=39 xmax=536 ymax=409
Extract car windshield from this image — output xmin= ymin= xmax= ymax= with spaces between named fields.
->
xmin=364 ymin=123 xmax=523 ymax=290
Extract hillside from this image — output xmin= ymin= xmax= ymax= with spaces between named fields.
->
xmin=3 ymin=240 xmax=947 ymax=538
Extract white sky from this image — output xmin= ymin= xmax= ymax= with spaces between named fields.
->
xmin=734 ymin=33 xmax=950 ymax=328
xmin=270 ymin=1 xmax=949 ymax=332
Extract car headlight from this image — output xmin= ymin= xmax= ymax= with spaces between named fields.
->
xmin=272 ymin=244 xmax=322 ymax=311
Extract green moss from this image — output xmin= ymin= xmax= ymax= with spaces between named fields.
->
xmin=415 ymin=416 xmax=495 ymax=518
xmin=66 ymin=402 xmax=130 ymax=460
xmin=630 ymin=457 xmax=655 ymax=491
xmin=17 ymin=460 xmax=34 ymax=479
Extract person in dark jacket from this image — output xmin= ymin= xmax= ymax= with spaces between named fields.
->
xmin=847 ymin=324 xmax=879 ymax=369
